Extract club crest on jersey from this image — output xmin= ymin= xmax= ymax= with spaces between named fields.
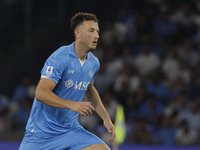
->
xmin=46 ymin=66 xmax=53 ymax=74
xmin=89 ymin=70 xmax=94 ymax=78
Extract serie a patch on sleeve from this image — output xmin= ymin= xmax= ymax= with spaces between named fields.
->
xmin=46 ymin=66 xmax=53 ymax=74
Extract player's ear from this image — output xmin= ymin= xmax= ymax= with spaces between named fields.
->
xmin=74 ymin=29 xmax=81 ymax=39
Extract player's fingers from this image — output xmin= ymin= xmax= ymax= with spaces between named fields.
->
xmin=83 ymin=105 xmax=93 ymax=115
xmin=109 ymin=135 xmax=114 ymax=143
xmin=84 ymin=102 xmax=94 ymax=110
xmin=80 ymin=111 xmax=86 ymax=117
xmin=85 ymin=102 xmax=92 ymax=105
xmin=82 ymin=108 xmax=90 ymax=116
xmin=109 ymin=128 xmax=116 ymax=143
xmin=85 ymin=104 xmax=94 ymax=114
xmin=85 ymin=106 xmax=93 ymax=115
xmin=88 ymin=104 xmax=95 ymax=111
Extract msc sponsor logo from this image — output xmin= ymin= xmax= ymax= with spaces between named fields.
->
xmin=64 ymin=79 xmax=74 ymax=89
xmin=64 ymin=79 xmax=90 ymax=90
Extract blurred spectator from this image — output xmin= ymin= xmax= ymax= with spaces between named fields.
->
xmin=133 ymin=45 xmax=160 ymax=77
xmin=114 ymin=65 xmax=141 ymax=95
xmin=162 ymin=47 xmax=180 ymax=82
xmin=119 ymin=45 xmax=134 ymax=66
xmin=170 ymin=3 xmax=197 ymax=38
xmin=11 ymin=97 xmax=32 ymax=130
xmin=177 ymin=60 xmax=191 ymax=85
xmin=114 ymin=65 xmax=140 ymax=94
xmin=170 ymin=3 xmax=196 ymax=27
xmin=170 ymin=110 xmax=179 ymax=128
xmin=127 ymin=117 xmax=152 ymax=145
xmin=151 ymin=115 xmax=162 ymax=145
xmin=124 ymin=95 xmax=140 ymax=125
xmin=91 ymin=42 xmax=104 ymax=60
xmin=94 ymin=61 xmax=112 ymax=95
xmin=114 ymin=80 xmax=129 ymax=107
xmin=177 ymin=39 xmax=200 ymax=67
xmin=165 ymin=91 xmax=190 ymax=118
xmin=154 ymin=12 xmax=177 ymax=38
xmin=117 ymin=13 xmax=135 ymax=43
xmin=129 ymin=66 xmax=141 ymax=93
xmin=145 ymin=69 xmax=170 ymax=103
xmin=167 ymin=68 xmax=188 ymax=100
xmin=139 ymin=95 xmax=164 ymax=123
xmin=10 ymin=76 xmax=35 ymax=105
xmin=101 ymin=21 xmax=119 ymax=46
xmin=124 ymin=84 xmax=148 ymax=125
xmin=175 ymin=120 xmax=198 ymax=145
xmin=101 ymin=92 xmax=118 ymax=122
xmin=189 ymin=75 xmax=200 ymax=99
xmin=114 ymin=66 xmax=131 ymax=92
xmin=153 ymin=116 xmax=177 ymax=145
xmin=133 ymin=84 xmax=148 ymax=106
xmin=178 ymin=100 xmax=200 ymax=131
xmin=104 ymin=48 xmax=124 ymax=81
xmin=10 ymin=77 xmax=35 ymax=122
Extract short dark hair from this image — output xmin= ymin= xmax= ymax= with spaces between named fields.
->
xmin=71 ymin=12 xmax=99 ymax=33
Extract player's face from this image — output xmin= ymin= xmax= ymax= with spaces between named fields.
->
xmin=79 ymin=21 xmax=99 ymax=50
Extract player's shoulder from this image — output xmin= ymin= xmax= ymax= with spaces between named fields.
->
xmin=49 ymin=45 xmax=71 ymax=64
xmin=88 ymin=52 xmax=100 ymax=71
xmin=88 ymin=52 xmax=99 ymax=64
xmin=52 ymin=45 xmax=70 ymax=57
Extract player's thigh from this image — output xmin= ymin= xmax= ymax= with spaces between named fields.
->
xmin=82 ymin=143 xmax=110 ymax=150
xmin=18 ymin=140 xmax=38 ymax=150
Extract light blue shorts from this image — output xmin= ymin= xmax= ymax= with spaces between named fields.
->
xmin=18 ymin=126 xmax=105 ymax=150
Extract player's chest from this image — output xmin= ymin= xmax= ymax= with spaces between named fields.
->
xmin=62 ymin=58 xmax=95 ymax=81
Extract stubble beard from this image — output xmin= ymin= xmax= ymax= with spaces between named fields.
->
xmin=87 ymin=44 xmax=97 ymax=52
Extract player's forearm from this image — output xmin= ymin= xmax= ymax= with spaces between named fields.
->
xmin=35 ymin=88 xmax=73 ymax=109
xmin=85 ymin=86 xmax=111 ymax=122
xmin=96 ymin=101 xmax=112 ymax=122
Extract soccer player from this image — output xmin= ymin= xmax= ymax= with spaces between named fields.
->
xmin=19 ymin=12 xmax=115 ymax=150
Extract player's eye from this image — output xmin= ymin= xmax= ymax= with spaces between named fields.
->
xmin=89 ymin=28 xmax=95 ymax=32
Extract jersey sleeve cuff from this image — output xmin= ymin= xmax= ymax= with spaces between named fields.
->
xmin=41 ymin=75 xmax=58 ymax=84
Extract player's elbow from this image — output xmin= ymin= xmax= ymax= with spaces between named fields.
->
xmin=35 ymin=87 xmax=44 ymax=102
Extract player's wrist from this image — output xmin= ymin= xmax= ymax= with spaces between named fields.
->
xmin=103 ymin=117 xmax=112 ymax=124
xmin=64 ymin=99 xmax=75 ymax=110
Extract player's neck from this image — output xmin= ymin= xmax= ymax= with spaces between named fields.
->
xmin=74 ymin=42 xmax=88 ymax=61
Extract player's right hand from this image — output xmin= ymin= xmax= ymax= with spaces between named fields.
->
xmin=71 ymin=101 xmax=95 ymax=116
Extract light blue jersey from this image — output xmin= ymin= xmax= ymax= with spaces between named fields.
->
xmin=19 ymin=43 xmax=105 ymax=150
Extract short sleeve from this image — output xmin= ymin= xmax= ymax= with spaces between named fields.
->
xmin=41 ymin=48 xmax=67 ymax=84
xmin=91 ymin=58 xmax=100 ymax=82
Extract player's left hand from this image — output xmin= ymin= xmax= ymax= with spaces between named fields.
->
xmin=103 ymin=120 xmax=116 ymax=143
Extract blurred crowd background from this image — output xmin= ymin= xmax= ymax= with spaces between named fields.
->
xmin=1 ymin=0 xmax=200 ymax=147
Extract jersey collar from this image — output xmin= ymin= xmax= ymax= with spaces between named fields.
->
xmin=69 ymin=42 xmax=77 ymax=58
xmin=69 ymin=42 xmax=92 ymax=59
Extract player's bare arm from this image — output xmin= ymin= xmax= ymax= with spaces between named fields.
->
xmin=35 ymin=78 xmax=94 ymax=116
xmin=84 ymin=82 xmax=116 ymax=143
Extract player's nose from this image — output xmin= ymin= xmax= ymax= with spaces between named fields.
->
xmin=95 ymin=31 xmax=99 ymax=39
